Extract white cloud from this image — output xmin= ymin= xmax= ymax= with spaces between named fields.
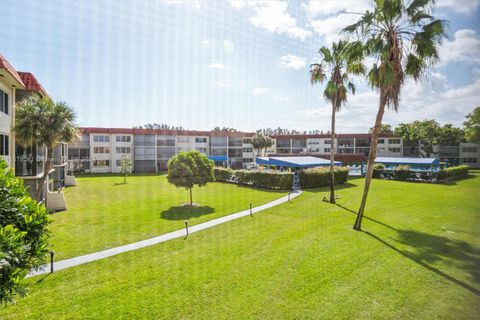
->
xmin=201 ymin=40 xmax=210 ymax=46
xmin=163 ymin=0 xmax=203 ymax=9
xmin=280 ymin=54 xmax=306 ymax=70
xmin=215 ymin=80 xmax=229 ymax=88
xmin=300 ymin=72 xmax=479 ymax=132
xmin=224 ymin=39 xmax=235 ymax=55
xmin=438 ymin=29 xmax=480 ymax=66
xmin=310 ymin=13 xmax=354 ymax=44
xmin=231 ymin=1 xmax=312 ymax=40
xmin=303 ymin=0 xmax=371 ymax=18
xmin=207 ymin=62 xmax=225 ymax=69
xmin=437 ymin=0 xmax=480 ymax=15
xmin=253 ymin=87 xmax=269 ymax=95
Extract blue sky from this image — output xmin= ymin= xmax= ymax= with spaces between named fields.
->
xmin=1 ymin=0 xmax=479 ymax=132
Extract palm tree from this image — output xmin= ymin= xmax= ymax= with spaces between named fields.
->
xmin=343 ymin=0 xmax=447 ymax=230
xmin=310 ymin=40 xmax=365 ymax=204
xmin=15 ymin=95 xmax=79 ymax=200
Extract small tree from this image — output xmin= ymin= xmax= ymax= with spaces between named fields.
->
xmin=0 ymin=159 xmax=50 ymax=305
xmin=252 ymin=133 xmax=273 ymax=157
xmin=167 ymin=151 xmax=214 ymax=206
xmin=464 ymin=107 xmax=480 ymax=143
xmin=119 ymin=156 xmax=133 ymax=184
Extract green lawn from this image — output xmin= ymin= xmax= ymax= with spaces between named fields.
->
xmin=3 ymin=172 xmax=479 ymax=319
xmin=50 ymin=174 xmax=286 ymax=260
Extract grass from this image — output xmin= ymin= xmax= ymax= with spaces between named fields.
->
xmin=49 ymin=174 xmax=286 ymax=260
xmin=2 ymin=171 xmax=479 ymax=319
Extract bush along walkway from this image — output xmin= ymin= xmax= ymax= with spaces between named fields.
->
xmin=28 ymin=190 xmax=303 ymax=277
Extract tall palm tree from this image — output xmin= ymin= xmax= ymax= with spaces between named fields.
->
xmin=15 ymin=95 xmax=79 ymax=200
xmin=343 ymin=0 xmax=447 ymax=230
xmin=310 ymin=40 xmax=365 ymax=204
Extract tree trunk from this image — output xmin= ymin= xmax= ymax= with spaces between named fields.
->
xmin=124 ymin=174 xmax=126 ymax=184
xmin=329 ymin=101 xmax=336 ymax=204
xmin=354 ymin=98 xmax=387 ymax=231
xmin=36 ymin=146 xmax=51 ymax=203
xmin=32 ymin=144 xmax=38 ymax=177
xmin=189 ymin=188 xmax=193 ymax=206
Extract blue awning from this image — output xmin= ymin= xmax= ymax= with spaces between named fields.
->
xmin=208 ymin=155 xmax=228 ymax=162
xmin=256 ymin=156 xmax=342 ymax=168
xmin=375 ymin=157 xmax=440 ymax=166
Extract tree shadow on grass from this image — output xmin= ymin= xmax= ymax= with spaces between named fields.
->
xmin=304 ymin=182 xmax=358 ymax=193
xmin=161 ymin=206 xmax=215 ymax=220
xmin=335 ymin=203 xmax=480 ymax=296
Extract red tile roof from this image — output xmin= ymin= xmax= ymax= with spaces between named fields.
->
xmin=0 ymin=53 xmax=25 ymax=88
xmin=17 ymin=72 xmax=49 ymax=97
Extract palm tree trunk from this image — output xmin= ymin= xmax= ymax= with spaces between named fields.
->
xmin=354 ymin=98 xmax=387 ymax=230
xmin=36 ymin=147 xmax=51 ymax=203
xmin=329 ymin=101 xmax=336 ymax=204
xmin=189 ymin=188 xmax=193 ymax=206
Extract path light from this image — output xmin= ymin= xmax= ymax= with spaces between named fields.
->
xmin=50 ymin=251 xmax=55 ymax=273
xmin=184 ymin=220 xmax=189 ymax=238
xmin=250 ymin=203 xmax=253 ymax=217
xmin=288 ymin=192 xmax=291 ymax=202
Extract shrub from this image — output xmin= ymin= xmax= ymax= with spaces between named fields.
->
xmin=233 ymin=170 xmax=293 ymax=190
xmin=0 ymin=159 xmax=50 ymax=304
xmin=394 ymin=165 xmax=412 ymax=181
xmin=213 ymin=167 xmax=234 ymax=182
xmin=299 ymin=166 xmax=349 ymax=189
xmin=373 ymin=163 xmax=384 ymax=179
xmin=437 ymin=165 xmax=469 ymax=181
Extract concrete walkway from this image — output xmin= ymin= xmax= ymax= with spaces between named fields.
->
xmin=28 ymin=190 xmax=302 ymax=277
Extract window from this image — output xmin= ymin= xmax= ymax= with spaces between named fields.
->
xmin=93 ymin=160 xmax=110 ymax=166
xmin=308 ymin=141 xmax=320 ymax=145
xmin=389 ymin=147 xmax=401 ymax=153
xmin=462 ymin=158 xmax=478 ymax=163
xmin=196 ymin=147 xmax=208 ymax=154
xmin=243 ymin=138 xmax=252 ymax=144
xmin=324 ymin=140 xmax=331 ymax=145
xmin=243 ymin=148 xmax=253 ymax=153
xmin=324 ymin=148 xmax=330 ymax=153
xmin=0 ymin=134 xmax=9 ymax=155
xmin=0 ymin=89 xmax=8 ymax=115
xmin=462 ymin=147 xmax=478 ymax=153
xmin=93 ymin=147 xmax=110 ymax=153
xmin=93 ymin=135 xmax=110 ymax=142
xmin=195 ymin=137 xmax=207 ymax=143
xmin=116 ymin=135 xmax=131 ymax=142
xmin=378 ymin=139 xmax=385 ymax=144
xmin=177 ymin=136 xmax=190 ymax=143
xmin=389 ymin=138 xmax=401 ymax=144
xmin=116 ymin=147 xmax=131 ymax=153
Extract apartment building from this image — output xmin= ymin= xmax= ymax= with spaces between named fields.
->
xmin=71 ymin=128 xmax=480 ymax=173
xmin=0 ymin=54 xmax=24 ymax=168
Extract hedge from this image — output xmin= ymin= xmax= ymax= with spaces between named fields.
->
xmin=213 ymin=167 xmax=234 ymax=182
xmin=299 ymin=167 xmax=349 ymax=189
xmin=437 ymin=165 xmax=469 ymax=181
xmin=373 ymin=165 xmax=469 ymax=182
xmin=233 ymin=170 xmax=293 ymax=190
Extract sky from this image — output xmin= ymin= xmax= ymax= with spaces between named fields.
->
xmin=1 ymin=0 xmax=479 ymax=133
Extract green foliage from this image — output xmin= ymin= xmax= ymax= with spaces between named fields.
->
xmin=233 ymin=170 xmax=293 ymax=190
xmin=0 ymin=159 xmax=50 ymax=304
xmin=251 ymin=133 xmax=273 ymax=156
xmin=299 ymin=167 xmax=349 ymax=189
xmin=213 ymin=167 xmax=234 ymax=182
xmin=437 ymin=165 xmax=469 ymax=181
xmin=394 ymin=165 xmax=412 ymax=181
xmin=373 ymin=163 xmax=385 ymax=178
xmin=119 ymin=156 xmax=133 ymax=183
xmin=369 ymin=124 xmax=393 ymax=134
xmin=167 ymin=151 xmax=215 ymax=190
xmin=464 ymin=107 xmax=480 ymax=143
xmin=395 ymin=120 xmax=464 ymax=156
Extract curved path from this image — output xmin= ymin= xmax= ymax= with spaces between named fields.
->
xmin=28 ymin=190 xmax=303 ymax=277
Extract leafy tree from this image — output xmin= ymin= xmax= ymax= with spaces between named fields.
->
xmin=167 ymin=151 xmax=214 ymax=206
xmin=0 ymin=159 xmax=50 ymax=305
xmin=119 ymin=156 xmax=133 ymax=184
xmin=395 ymin=120 xmax=465 ymax=157
xmin=15 ymin=96 xmax=79 ymax=200
xmin=369 ymin=124 xmax=393 ymax=134
xmin=464 ymin=107 xmax=480 ymax=143
xmin=252 ymin=133 xmax=273 ymax=156
xmin=134 ymin=123 xmax=185 ymax=130
xmin=344 ymin=0 xmax=447 ymax=230
xmin=212 ymin=126 xmax=238 ymax=132
xmin=310 ymin=40 xmax=364 ymax=203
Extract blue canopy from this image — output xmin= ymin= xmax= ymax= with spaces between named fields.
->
xmin=375 ymin=157 xmax=440 ymax=166
xmin=256 ymin=156 xmax=342 ymax=168
xmin=208 ymin=155 xmax=228 ymax=162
